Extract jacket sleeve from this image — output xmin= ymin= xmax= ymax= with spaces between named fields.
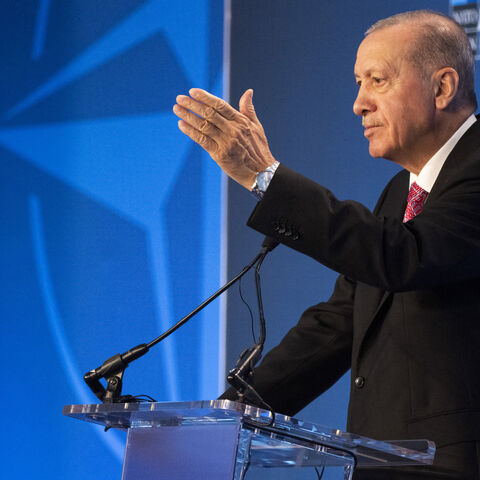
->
xmin=220 ymin=273 xmax=354 ymax=416
xmin=247 ymin=162 xmax=480 ymax=292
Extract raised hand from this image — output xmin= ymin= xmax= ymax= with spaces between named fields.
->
xmin=173 ymin=88 xmax=277 ymax=189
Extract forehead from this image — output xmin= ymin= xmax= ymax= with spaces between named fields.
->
xmin=354 ymin=24 xmax=415 ymax=75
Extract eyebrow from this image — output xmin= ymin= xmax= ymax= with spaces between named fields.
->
xmin=354 ymin=64 xmax=390 ymax=79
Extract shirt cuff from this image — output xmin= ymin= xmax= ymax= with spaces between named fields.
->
xmin=251 ymin=161 xmax=280 ymax=200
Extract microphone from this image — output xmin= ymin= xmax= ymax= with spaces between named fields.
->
xmin=261 ymin=236 xmax=280 ymax=253
xmin=84 ymin=235 xmax=279 ymax=403
xmin=226 ymin=235 xmax=277 ymax=423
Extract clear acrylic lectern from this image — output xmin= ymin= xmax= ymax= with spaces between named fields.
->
xmin=63 ymin=400 xmax=435 ymax=480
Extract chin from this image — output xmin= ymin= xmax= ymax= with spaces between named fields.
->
xmin=368 ymin=141 xmax=395 ymax=160
xmin=368 ymin=145 xmax=386 ymax=158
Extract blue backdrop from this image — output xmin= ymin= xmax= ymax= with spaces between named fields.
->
xmin=0 ymin=1 xmax=224 ymax=478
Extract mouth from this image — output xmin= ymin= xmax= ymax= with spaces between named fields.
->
xmin=363 ymin=124 xmax=381 ymax=138
xmin=363 ymin=121 xmax=381 ymax=129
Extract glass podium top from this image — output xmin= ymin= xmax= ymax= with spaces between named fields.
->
xmin=63 ymin=400 xmax=435 ymax=468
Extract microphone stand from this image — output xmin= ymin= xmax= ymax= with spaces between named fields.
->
xmin=84 ymin=238 xmax=277 ymax=404
xmin=226 ymin=251 xmax=275 ymax=423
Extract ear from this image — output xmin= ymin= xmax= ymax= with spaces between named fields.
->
xmin=434 ymin=67 xmax=459 ymax=110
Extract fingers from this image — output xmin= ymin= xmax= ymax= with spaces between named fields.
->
xmin=238 ymin=89 xmax=260 ymax=124
xmin=175 ymin=94 xmax=230 ymax=134
xmin=173 ymin=103 xmax=222 ymax=138
xmin=189 ymin=88 xmax=239 ymax=121
xmin=173 ymin=89 xmax=237 ymax=157
xmin=177 ymin=119 xmax=219 ymax=155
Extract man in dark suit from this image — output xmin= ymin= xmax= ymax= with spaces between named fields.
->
xmin=173 ymin=10 xmax=480 ymax=479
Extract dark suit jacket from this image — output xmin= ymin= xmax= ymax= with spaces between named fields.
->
xmin=222 ymin=117 xmax=480 ymax=453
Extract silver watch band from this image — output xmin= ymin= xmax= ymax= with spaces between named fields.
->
xmin=251 ymin=161 xmax=280 ymax=200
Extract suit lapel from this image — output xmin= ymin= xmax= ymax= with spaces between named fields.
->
xmin=353 ymin=171 xmax=409 ymax=363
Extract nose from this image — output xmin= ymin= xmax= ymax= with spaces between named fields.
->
xmin=353 ymin=85 xmax=376 ymax=117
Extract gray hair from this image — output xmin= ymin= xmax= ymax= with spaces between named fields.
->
xmin=366 ymin=10 xmax=477 ymax=110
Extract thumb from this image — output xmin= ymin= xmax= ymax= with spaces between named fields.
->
xmin=239 ymin=89 xmax=259 ymax=123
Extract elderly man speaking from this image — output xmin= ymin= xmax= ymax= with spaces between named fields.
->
xmin=174 ymin=10 xmax=480 ymax=479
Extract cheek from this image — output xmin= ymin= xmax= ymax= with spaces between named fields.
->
xmin=384 ymin=104 xmax=412 ymax=145
xmin=400 ymin=103 xmax=433 ymax=146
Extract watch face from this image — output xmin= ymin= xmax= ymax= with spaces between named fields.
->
xmin=258 ymin=162 xmax=280 ymax=192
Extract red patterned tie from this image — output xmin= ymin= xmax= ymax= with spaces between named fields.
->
xmin=403 ymin=182 xmax=428 ymax=223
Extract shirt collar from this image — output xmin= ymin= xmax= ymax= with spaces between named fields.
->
xmin=409 ymin=114 xmax=477 ymax=191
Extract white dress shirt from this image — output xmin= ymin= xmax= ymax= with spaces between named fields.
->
xmin=409 ymin=114 xmax=476 ymax=191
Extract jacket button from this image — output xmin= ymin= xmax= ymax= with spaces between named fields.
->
xmin=354 ymin=376 xmax=365 ymax=388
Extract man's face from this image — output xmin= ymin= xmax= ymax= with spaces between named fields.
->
xmin=353 ymin=24 xmax=437 ymax=167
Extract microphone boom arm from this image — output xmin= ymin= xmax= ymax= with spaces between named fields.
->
xmin=83 ymin=240 xmax=275 ymax=403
